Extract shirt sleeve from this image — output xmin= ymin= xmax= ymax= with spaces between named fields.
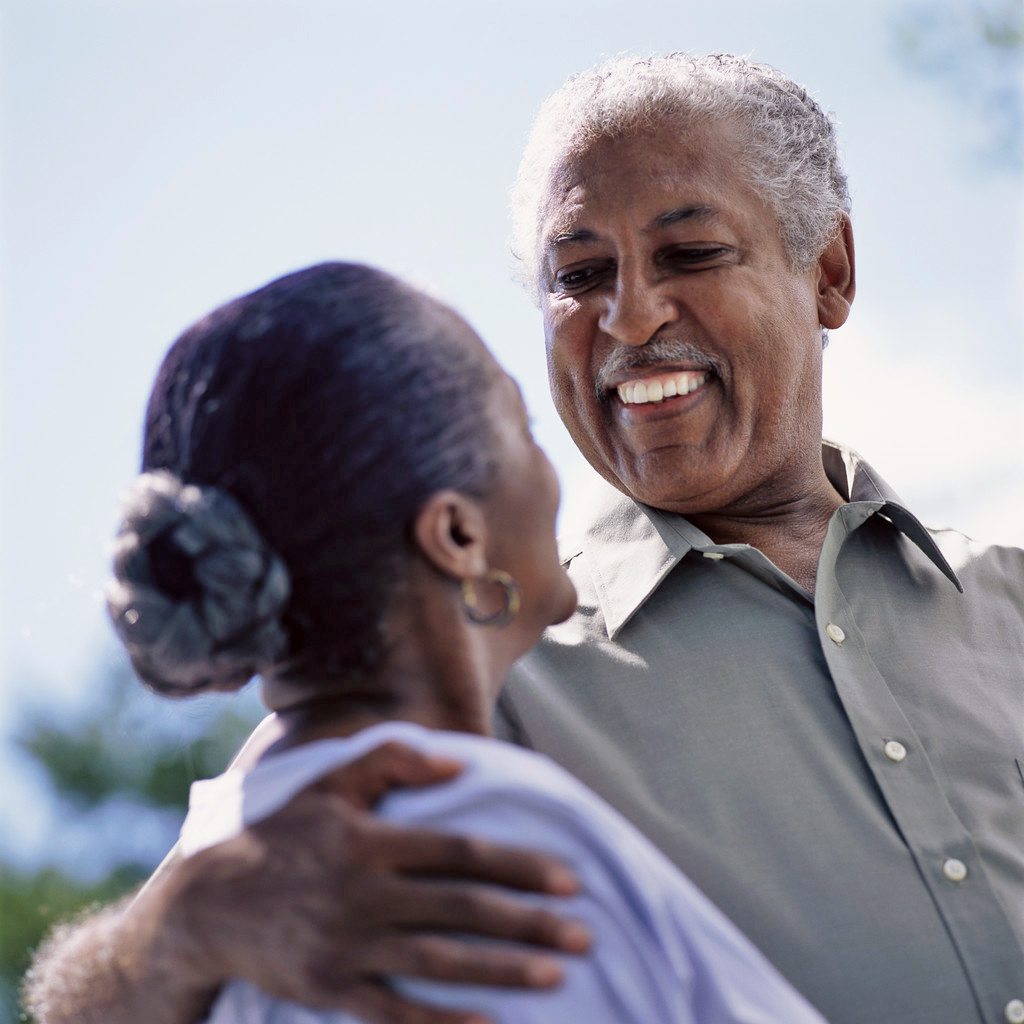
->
xmin=384 ymin=779 xmax=699 ymax=1024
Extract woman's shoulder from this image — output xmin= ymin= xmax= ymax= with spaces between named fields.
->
xmin=183 ymin=718 xmax=685 ymax=910
xmin=181 ymin=720 xmax=621 ymax=857
xmin=371 ymin=724 xmax=679 ymax=882
xmin=369 ymin=722 xmax=622 ymax=822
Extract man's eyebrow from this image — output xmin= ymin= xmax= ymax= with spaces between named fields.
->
xmin=547 ymin=206 xmax=720 ymax=248
xmin=549 ymin=228 xmax=597 ymax=248
xmin=650 ymin=205 xmax=719 ymax=229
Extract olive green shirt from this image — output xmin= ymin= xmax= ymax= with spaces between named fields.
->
xmin=497 ymin=441 xmax=1024 ymax=1024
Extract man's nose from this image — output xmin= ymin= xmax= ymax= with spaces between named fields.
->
xmin=598 ymin=273 xmax=677 ymax=347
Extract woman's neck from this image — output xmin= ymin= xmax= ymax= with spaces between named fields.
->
xmin=265 ymin=688 xmax=492 ymax=758
xmin=259 ymin=617 xmax=502 ymax=760
xmin=253 ymin=579 xmax=525 ymax=763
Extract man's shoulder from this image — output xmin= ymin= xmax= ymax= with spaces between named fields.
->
xmin=828 ymin=439 xmax=1024 ymax=571
xmin=923 ymin=521 xmax=1024 ymax=597
xmin=925 ymin=520 xmax=1024 ymax=557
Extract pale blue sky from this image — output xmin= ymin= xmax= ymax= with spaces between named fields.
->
xmin=1 ymin=0 xmax=1021 ymax=866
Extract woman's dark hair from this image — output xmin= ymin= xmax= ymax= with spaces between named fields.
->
xmin=120 ymin=262 xmax=497 ymax=695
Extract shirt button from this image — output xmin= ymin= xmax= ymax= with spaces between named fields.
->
xmin=825 ymin=622 xmax=846 ymax=644
xmin=883 ymin=739 xmax=907 ymax=762
xmin=1005 ymin=1000 xmax=1024 ymax=1024
xmin=942 ymin=858 xmax=968 ymax=883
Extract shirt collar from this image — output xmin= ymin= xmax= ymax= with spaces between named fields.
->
xmin=563 ymin=440 xmax=963 ymax=640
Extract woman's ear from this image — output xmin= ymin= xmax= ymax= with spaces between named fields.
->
xmin=412 ymin=490 xmax=489 ymax=582
xmin=816 ymin=213 xmax=856 ymax=330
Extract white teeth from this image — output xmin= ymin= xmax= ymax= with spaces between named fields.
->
xmin=616 ymin=372 xmax=708 ymax=405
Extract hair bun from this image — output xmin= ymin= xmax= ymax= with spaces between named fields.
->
xmin=106 ymin=470 xmax=291 ymax=697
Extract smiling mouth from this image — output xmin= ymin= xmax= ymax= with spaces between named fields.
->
xmin=615 ymin=370 xmax=710 ymax=406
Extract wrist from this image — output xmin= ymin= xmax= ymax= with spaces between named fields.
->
xmin=127 ymin=854 xmax=227 ymax=1008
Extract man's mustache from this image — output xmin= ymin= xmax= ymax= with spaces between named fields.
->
xmin=595 ymin=338 xmax=724 ymax=399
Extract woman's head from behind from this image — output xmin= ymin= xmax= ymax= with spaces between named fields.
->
xmin=108 ymin=262 xmax=575 ymax=714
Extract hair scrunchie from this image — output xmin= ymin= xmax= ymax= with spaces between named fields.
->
xmin=106 ymin=470 xmax=291 ymax=696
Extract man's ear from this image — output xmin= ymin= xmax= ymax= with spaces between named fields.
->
xmin=412 ymin=490 xmax=489 ymax=582
xmin=816 ymin=213 xmax=856 ymax=330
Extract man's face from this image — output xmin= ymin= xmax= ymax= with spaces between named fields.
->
xmin=538 ymin=119 xmax=834 ymax=515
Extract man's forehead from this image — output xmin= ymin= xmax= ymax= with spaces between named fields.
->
xmin=538 ymin=125 xmax=745 ymax=233
xmin=547 ymin=149 xmax=707 ymax=200
xmin=540 ymin=158 xmax=730 ymax=243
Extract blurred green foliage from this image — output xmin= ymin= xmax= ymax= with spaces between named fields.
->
xmin=0 ymin=658 xmax=261 ymax=1024
xmin=0 ymin=864 xmax=147 ymax=1023
xmin=20 ymin=705 xmax=257 ymax=813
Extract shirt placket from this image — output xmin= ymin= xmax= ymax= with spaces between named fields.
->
xmin=816 ymin=502 xmax=1024 ymax=1024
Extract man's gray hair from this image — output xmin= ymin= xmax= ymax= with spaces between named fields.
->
xmin=511 ymin=53 xmax=851 ymax=302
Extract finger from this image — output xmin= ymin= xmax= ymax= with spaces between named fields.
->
xmin=341 ymin=981 xmax=493 ymax=1024
xmin=387 ymin=879 xmax=591 ymax=952
xmin=370 ymin=822 xmax=580 ymax=896
xmin=368 ymin=934 xmax=567 ymax=989
xmin=311 ymin=742 xmax=463 ymax=810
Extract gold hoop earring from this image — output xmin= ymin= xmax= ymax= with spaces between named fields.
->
xmin=461 ymin=569 xmax=521 ymax=627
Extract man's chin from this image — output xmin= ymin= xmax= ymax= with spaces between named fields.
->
xmin=597 ymin=454 xmax=731 ymax=516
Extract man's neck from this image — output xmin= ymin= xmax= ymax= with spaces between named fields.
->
xmin=686 ymin=476 xmax=845 ymax=595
